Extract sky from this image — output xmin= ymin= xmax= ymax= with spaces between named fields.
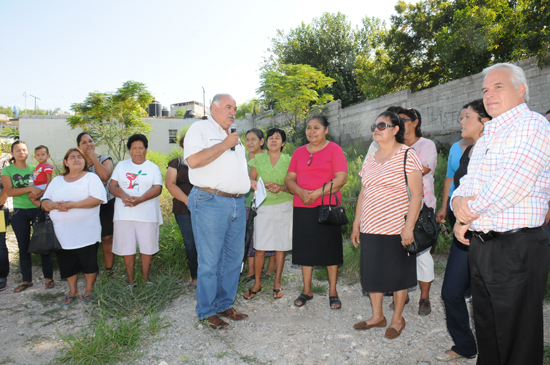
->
xmin=0 ymin=0 xmax=414 ymax=114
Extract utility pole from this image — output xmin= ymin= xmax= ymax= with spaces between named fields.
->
xmin=29 ymin=94 xmax=41 ymax=115
xmin=24 ymin=92 xmax=27 ymax=115
xmin=202 ymin=87 xmax=206 ymax=118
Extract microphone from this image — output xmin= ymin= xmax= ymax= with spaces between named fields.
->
xmin=230 ymin=127 xmax=237 ymax=151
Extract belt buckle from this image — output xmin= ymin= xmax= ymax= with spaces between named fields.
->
xmin=474 ymin=232 xmax=485 ymax=242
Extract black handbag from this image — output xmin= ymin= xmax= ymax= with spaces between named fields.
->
xmin=28 ymin=205 xmax=61 ymax=255
xmin=318 ymin=180 xmax=348 ymax=226
xmin=403 ymin=148 xmax=440 ymax=255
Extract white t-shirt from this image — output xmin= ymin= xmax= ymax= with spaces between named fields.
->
xmin=111 ymin=159 xmax=163 ymax=224
xmin=183 ymin=117 xmax=250 ymax=194
xmin=42 ymin=173 xmax=107 ymax=250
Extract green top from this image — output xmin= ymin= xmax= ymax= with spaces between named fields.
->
xmin=244 ymin=151 xmax=266 ymax=207
xmin=248 ymin=152 xmax=292 ymax=206
xmin=1 ymin=164 xmax=36 ymax=209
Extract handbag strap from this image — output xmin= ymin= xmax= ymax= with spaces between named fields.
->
xmin=320 ymin=180 xmax=341 ymax=207
xmin=403 ymin=148 xmax=412 ymax=201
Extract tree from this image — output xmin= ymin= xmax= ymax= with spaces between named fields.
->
xmin=257 ymin=63 xmax=335 ymax=140
xmin=266 ymin=12 xmax=366 ymax=107
xmin=1 ymin=127 xmax=19 ymax=140
xmin=174 ymin=108 xmax=186 ymax=118
xmin=235 ymin=99 xmax=262 ymax=119
xmin=0 ymin=107 xmax=14 ymax=117
xmin=67 ymin=81 xmax=153 ymax=162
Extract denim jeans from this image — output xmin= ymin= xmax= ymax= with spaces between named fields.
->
xmin=188 ymin=188 xmax=245 ymax=319
xmin=11 ymin=208 xmax=53 ymax=282
xmin=441 ymin=201 xmax=477 ymax=358
xmin=0 ymin=208 xmax=9 ymax=282
xmin=174 ymin=213 xmax=198 ymax=280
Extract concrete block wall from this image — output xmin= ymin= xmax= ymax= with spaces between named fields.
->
xmin=238 ymin=57 xmax=550 ymax=148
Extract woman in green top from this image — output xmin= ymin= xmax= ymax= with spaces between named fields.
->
xmin=244 ymin=128 xmax=293 ymax=300
xmin=1 ymin=141 xmax=54 ymax=292
xmin=244 ymin=129 xmax=275 ymax=280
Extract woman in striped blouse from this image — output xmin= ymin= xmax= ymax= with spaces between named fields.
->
xmin=351 ymin=111 xmax=423 ymax=339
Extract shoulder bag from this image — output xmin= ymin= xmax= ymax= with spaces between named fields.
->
xmin=28 ymin=202 xmax=62 ymax=255
xmin=318 ymin=180 xmax=349 ymax=226
xmin=403 ymin=148 xmax=440 ymax=255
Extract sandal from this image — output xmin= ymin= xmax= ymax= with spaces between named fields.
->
xmin=61 ymin=295 xmax=77 ymax=306
xmin=273 ymin=288 xmax=284 ymax=299
xmin=14 ymin=282 xmax=33 ymax=293
xmin=45 ymin=279 xmax=55 ymax=289
xmin=243 ymin=287 xmax=261 ymax=300
xmin=78 ymin=295 xmax=91 ymax=304
xmin=329 ymin=296 xmax=342 ymax=310
xmin=294 ymin=293 xmax=313 ymax=307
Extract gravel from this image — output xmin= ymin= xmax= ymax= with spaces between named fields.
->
xmin=1 ymin=231 xmax=549 ymax=365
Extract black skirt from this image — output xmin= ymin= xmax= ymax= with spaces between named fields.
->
xmin=360 ymin=233 xmax=416 ymax=292
xmin=292 ymin=206 xmax=343 ymax=266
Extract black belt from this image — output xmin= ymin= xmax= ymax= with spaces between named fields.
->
xmin=196 ymin=186 xmax=244 ymax=198
xmin=472 ymin=227 xmax=542 ymax=242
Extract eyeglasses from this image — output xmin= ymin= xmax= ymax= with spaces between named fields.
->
xmin=370 ymin=122 xmax=396 ymax=132
xmin=307 ymin=153 xmax=313 ymax=166
xmin=401 ymin=118 xmax=413 ymax=122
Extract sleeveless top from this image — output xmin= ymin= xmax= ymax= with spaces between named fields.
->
xmin=89 ymin=154 xmax=115 ymax=201
xmin=454 ymin=145 xmax=474 ymax=190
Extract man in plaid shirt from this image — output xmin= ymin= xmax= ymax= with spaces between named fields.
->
xmin=451 ymin=63 xmax=550 ymax=365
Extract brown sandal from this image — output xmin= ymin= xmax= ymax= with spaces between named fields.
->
xmin=14 ymin=282 xmax=33 ymax=293
xmin=45 ymin=279 xmax=55 ymax=289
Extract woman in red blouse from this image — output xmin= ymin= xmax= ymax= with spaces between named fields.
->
xmin=351 ymin=111 xmax=423 ymax=339
xmin=285 ymin=115 xmax=348 ymax=310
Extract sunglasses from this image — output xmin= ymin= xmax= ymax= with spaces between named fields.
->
xmin=307 ymin=153 xmax=313 ymax=166
xmin=371 ymin=122 xmax=396 ymax=132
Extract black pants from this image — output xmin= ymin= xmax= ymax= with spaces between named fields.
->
xmin=469 ymin=227 xmax=550 ymax=365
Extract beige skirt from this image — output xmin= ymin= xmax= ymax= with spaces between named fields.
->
xmin=254 ymin=201 xmax=293 ymax=251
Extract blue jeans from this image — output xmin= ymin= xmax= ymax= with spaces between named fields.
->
xmin=441 ymin=202 xmax=477 ymax=358
xmin=11 ymin=208 xmax=53 ymax=282
xmin=188 ymin=188 xmax=245 ymax=319
xmin=0 ymin=208 xmax=9 ymax=282
xmin=174 ymin=213 xmax=198 ymax=280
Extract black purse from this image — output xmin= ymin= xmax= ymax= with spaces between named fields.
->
xmin=28 ymin=204 xmax=62 ymax=255
xmin=318 ymin=180 xmax=348 ymax=226
xmin=403 ymin=148 xmax=440 ymax=255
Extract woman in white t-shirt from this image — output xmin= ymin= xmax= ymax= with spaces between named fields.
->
xmin=42 ymin=148 xmax=107 ymax=305
xmin=109 ymin=134 xmax=163 ymax=287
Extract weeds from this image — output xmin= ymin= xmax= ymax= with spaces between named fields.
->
xmin=311 ymin=283 xmax=327 ymax=295
xmin=32 ymin=291 xmax=66 ymax=304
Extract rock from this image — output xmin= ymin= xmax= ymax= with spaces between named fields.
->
xmin=356 ymin=349 xmax=369 ymax=356
xmin=326 ymin=334 xmax=333 ymax=340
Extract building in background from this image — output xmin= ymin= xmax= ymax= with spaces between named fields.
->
xmin=170 ymin=101 xmax=209 ymax=119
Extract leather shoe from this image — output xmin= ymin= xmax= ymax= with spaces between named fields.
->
xmin=204 ymin=315 xmax=228 ymax=329
xmin=384 ymin=318 xmax=406 ymax=339
xmin=218 ymin=307 xmax=248 ymax=321
xmin=353 ymin=317 xmax=387 ymax=330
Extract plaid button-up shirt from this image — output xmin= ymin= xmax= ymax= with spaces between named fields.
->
xmin=452 ymin=103 xmax=550 ymax=233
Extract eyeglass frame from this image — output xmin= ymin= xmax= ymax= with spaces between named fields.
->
xmin=370 ymin=122 xmax=397 ymax=132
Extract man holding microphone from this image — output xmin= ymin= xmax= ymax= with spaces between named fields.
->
xmin=184 ymin=93 xmax=256 ymax=329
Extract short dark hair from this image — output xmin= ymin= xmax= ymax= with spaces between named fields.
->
xmin=266 ymin=128 xmax=287 ymax=152
xmin=396 ymin=107 xmax=422 ymax=137
xmin=246 ymin=128 xmax=264 ymax=142
xmin=375 ymin=111 xmax=405 ymax=144
xmin=127 ymin=134 xmax=148 ymax=149
xmin=464 ymin=99 xmax=492 ymax=121
xmin=385 ymin=106 xmax=403 ymax=114
xmin=308 ymin=115 xmax=329 ymax=128
xmin=76 ymin=132 xmax=92 ymax=145
xmin=34 ymin=145 xmax=49 ymax=154
xmin=62 ymin=148 xmax=89 ymax=175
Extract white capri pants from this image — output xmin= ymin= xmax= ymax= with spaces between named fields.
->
xmin=416 ymin=247 xmax=434 ymax=282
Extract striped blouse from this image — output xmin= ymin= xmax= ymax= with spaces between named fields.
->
xmin=359 ymin=145 xmax=424 ymax=235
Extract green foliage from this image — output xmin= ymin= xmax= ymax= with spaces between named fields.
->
xmin=339 ymin=143 xmax=367 ymax=237
xmin=236 ymin=98 xmax=262 ymax=119
xmin=313 ymin=267 xmax=329 ymax=281
xmin=339 ymin=240 xmax=361 ymax=283
xmin=311 ymin=283 xmax=328 ymax=295
xmin=154 ymin=215 xmax=192 ymax=281
xmin=258 ymin=63 xmax=335 ymax=140
xmin=174 ymin=108 xmax=186 ymax=118
xmin=266 ymin=12 xmax=367 ymax=107
xmin=67 ymin=81 xmax=153 ymax=162
xmin=147 ymin=150 xmax=170 ymax=178
xmin=0 ymin=106 xmax=14 ymax=117
xmin=1 ymin=127 xmax=19 ymax=140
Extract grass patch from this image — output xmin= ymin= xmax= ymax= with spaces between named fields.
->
xmin=42 ymin=307 xmax=62 ymax=316
xmin=313 ymin=267 xmax=329 ymax=281
xmin=58 ymin=312 xmax=143 ymax=365
xmin=92 ymin=271 xmax=185 ymax=318
xmin=339 ymin=240 xmax=360 ymax=284
xmin=0 ymin=357 xmax=15 ymax=365
xmin=311 ymin=283 xmax=327 ymax=295
xmin=32 ymin=291 xmax=66 ymax=304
